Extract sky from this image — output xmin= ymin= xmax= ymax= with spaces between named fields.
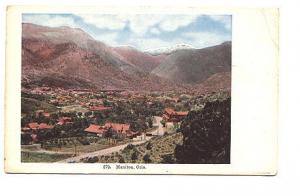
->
xmin=22 ymin=13 xmax=231 ymax=51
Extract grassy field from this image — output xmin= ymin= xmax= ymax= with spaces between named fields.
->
xmin=61 ymin=105 xmax=89 ymax=113
xmin=21 ymin=151 xmax=72 ymax=163
xmin=21 ymin=97 xmax=57 ymax=114
xmin=47 ymin=139 xmax=129 ymax=154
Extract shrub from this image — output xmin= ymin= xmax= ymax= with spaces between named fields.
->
xmin=119 ymin=157 xmax=125 ymax=163
xmin=146 ymin=142 xmax=153 ymax=150
xmin=87 ymin=156 xmax=99 ymax=163
xmin=131 ymin=151 xmax=138 ymax=161
xmin=78 ymin=138 xmax=90 ymax=145
xmin=143 ymin=154 xmax=152 ymax=163
xmin=124 ymin=144 xmax=135 ymax=151
xmin=160 ymin=154 xmax=175 ymax=164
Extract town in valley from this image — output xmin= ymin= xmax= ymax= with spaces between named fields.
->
xmin=21 ymin=14 xmax=231 ymax=164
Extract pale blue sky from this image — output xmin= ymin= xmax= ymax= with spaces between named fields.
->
xmin=23 ymin=14 xmax=231 ymax=51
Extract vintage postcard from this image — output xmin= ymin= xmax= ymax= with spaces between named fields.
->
xmin=5 ymin=6 xmax=278 ymax=174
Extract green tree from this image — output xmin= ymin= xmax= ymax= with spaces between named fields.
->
xmin=160 ymin=119 xmax=166 ymax=128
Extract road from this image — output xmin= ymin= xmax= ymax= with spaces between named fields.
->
xmin=58 ymin=138 xmax=151 ymax=163
xmin=57 ymin=116 xmax=165 ymax=163
xmin=150 ymin=116 xmax=165 ymax=136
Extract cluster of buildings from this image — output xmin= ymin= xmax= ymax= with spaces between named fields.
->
xmin=162 ymin=108 xmax=189 ymax=123
xmin=21 ymin=86 xmax=192 ymax=146
xmin=22 ymin=115 xmax=73 ymax=132
xmin=84 ymin=122 xmax=136 ymax=139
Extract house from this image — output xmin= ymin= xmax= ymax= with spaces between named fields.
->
xmin=57 ymin=117 xmax=73 ymax=125
xmin=104 ymin=123 xmax=133 ymax=138
xmin=35 ymin=110 xmax=50 ymax=118
xmin=84 ymin=124 xmax=106 ymax=137
xmin=162 ymin=108 xmax=188 ymax=122
xmin=27 ymin=122 xmax=54 ymax=131
xmin=42 ymin=112 xmax=50 ymax=117
xmin=28 ymin=122 xmax=39 ymax=130
xmin=84 ymin=123 xmax=133 ymax=138
xmin=38 ymin=123 xmax=54 ymax=129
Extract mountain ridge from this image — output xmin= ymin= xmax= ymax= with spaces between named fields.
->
xmin=22 ymin=23 xmax=231 ymax=93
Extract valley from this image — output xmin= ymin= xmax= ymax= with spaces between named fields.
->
xmin=21 ymin=23 xmax=231 ymax=164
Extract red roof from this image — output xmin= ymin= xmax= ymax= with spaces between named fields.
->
xmin=28 ymin=122 xmax=54 ymax=130
xmin=164 ymin=108 xmax=188 ymax=116
xmin=38 ymin=123 xmax=54 ymax=129
xmin=164 ymin=108 xmax=175 ymax=115
xmin=104 ymin=123 xmax=130 ymax=133
xmin=57 ymin=117 xmax=73 ymax=125
xmin=42 ymin=112 xmax=50 ymax=117
xmin=84 ymin=124 xmax=106 ymax=134
xmin=28 ymin=122 xmax=39 ymax=129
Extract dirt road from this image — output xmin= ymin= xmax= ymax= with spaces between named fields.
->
xmin=150 ymin=116 xmax=165 ymax=136
xmin=57 ymin=139 xmax=149 ymax=163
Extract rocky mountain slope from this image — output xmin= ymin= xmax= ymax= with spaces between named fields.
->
xmin=113 ymin=46 xmax=167 ymax=73
xmin=22 ymin=23 xmax=186 ymax=91
xmin=22 ymin=23 xmax=231 ymax=93
xmin=152 ymin=41 xmax=231 ymax=84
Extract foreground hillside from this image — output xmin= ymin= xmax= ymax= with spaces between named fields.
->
xmin=175 ymin=97 xmax=231 ymax=164
xmin=80 ymin=132 xmax=183 ymax=163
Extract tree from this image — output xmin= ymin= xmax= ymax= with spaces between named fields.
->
xmin=21 ymin=133 xmax=32 ymax=145
xmin=147 ymin=117 xmax=153 ymax=128
xmin=119 ymin=157 xmax=125 ymax=163
xmin=87 ymin=156 xmax=99 ymax=163
xmin=173 ymin=122 xmax=180 ymax=132
xmin=146 ymin=142 xmax=152 ymax=150
xmin=104 ymin=127 xmax=114 ymax=138
xmin=124 ymin=144 xmax=135 ymax=151
xmin=160 ymin=119 xmax=166 ymax=128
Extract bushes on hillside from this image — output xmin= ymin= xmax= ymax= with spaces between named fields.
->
xmin=175 ymin=98 xmax=231 ymax=164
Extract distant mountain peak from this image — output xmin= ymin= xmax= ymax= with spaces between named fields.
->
xmin=146 ymin=43 xmax=195 ymax=55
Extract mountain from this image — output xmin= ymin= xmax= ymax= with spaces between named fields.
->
xmin=146 ymin=44 xmax=195 ymax=55
xmin=152 ymin=42 xmax=231 ymax=84
xmin=112 ymin=46 xmax=167 ymax=73
xmin=22 ymin=23 xmax=187 ymax=91
xmin=195 ymin=72 xmax=231 ymax=94
xmin=22 ymin=23 xmax=231 ymax=93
